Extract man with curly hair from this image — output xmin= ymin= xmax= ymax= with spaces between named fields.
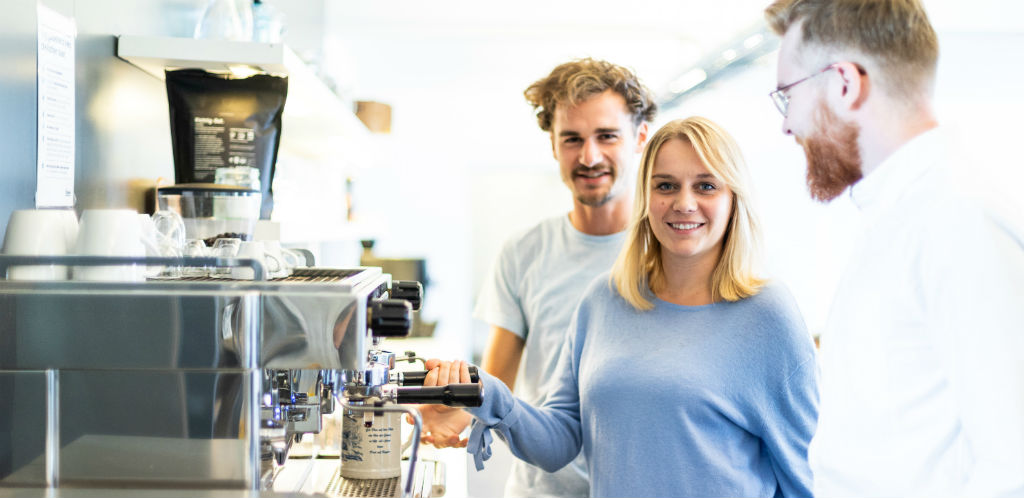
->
xmin=416 ymin=58 xmax=655 ymax=497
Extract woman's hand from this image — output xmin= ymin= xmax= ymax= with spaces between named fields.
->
xmin=411 ymin=404 xmax=472 ymax=448
xmin=422 ymin=358 xmax=474 ymax=386
xmin=405 ymin=358 xmax=477 ymax=448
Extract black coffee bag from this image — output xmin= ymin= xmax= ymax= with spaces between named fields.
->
xmin=165 ymin=69 xmax=288 ymax=219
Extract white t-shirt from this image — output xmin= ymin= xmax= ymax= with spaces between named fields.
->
xmin=809 ymin=128 xmax=1024 ymax=496
xmin=474 ymin=214 xmax=627 ymax=497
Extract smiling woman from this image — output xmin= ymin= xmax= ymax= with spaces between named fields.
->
xmin=422 ymin=116 xmax=821 ymax=497
xmin=647 ymin=139 xmax=735 ymax=297
xmin=612 ymin=116 xmax=765 ymax=308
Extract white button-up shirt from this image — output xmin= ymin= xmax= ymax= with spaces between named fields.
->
xmin=808 ymin=128 xmax=1024 ymax=497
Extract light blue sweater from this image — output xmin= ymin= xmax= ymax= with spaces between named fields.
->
xmin=467 ymin=276 xmax=819 ymax=498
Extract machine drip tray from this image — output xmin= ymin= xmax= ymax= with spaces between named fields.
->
xmin=274 ymin=458 xmax=440 ymax=498
xmin=325 ymin=474 xmax=400 ymax=498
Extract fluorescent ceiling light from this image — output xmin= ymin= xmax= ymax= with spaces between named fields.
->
xmin=669 ymin=68 xmax=708 ymax=94
xmin=743 ymin=33 xmax=764 ymax=49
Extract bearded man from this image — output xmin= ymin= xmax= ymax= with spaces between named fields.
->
xmin=766 ymin=0 xmax=1024 ymax=496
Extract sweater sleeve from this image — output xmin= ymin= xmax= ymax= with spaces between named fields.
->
xmin=759 ymin=354 xmax=819 ymax=498
xmin=753 ymin=285 xmax=819 ymax=498
xmin=465 ymin=301 xmax=586 ymax=473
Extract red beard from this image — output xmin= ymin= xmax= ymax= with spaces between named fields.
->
xmin=801 ymin=103 xmax=863 ymax=202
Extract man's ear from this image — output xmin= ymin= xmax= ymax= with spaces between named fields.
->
xmin=634 ymin=122 xmax=649 ymax=154
xmin=834 ymin=61 xmax=869 ymax=113
xmin=550 ymin=132 xmax=557 ymax=160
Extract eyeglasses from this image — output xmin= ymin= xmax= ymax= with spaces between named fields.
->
xmin=769 ymin=63 xmax=839 ymax=116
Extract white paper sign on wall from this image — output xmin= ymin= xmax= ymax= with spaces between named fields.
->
xmin=36 ymin=5 xmax=76 ymax=208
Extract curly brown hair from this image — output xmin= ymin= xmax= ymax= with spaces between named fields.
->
xmin=524 ymin=58 xmax=657 ymax=132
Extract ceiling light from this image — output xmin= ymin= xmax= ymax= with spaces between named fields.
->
xmin=669 ymin=68 xmax=708 ymax=94
xmin=743 ymin=34 xmax=764 ymax=49
xmin=721 ymin=49 xmax=737 ymax=62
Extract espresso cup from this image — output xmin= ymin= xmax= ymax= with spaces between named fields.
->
xmin=73 ymin=209 xmax=145 ymax=282
xmin=231 ymin=241 xmax=281 ymax=280
xmin=2 ymin=209 xmax=77 ymax=280
xmin=260 ymin=240 xmax=295 ymax=278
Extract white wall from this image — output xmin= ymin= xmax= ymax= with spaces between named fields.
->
xmin=329 ymin=25 xmax=1024 ymax=352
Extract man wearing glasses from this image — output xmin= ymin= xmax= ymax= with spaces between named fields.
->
xmin=765 ymin=0 xmax=1024 ymax=495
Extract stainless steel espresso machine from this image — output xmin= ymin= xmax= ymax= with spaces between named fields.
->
xmin=0 ymin=255 xmax=481 ymax=497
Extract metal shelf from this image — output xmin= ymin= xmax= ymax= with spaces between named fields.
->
xmin=116 ymin=35 xmax=287 ymax=77
xmin=115 ymin=35 xmax=371 ymax=163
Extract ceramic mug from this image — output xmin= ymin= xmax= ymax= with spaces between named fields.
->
xmin=340 ymin=409 xmax=402 ymax=479
xmin=73 ymin=209 xmax=145 ymax=282
xmin=2 ymin=209 xmax=78 ymax=280
xmin=231 ymin=240 xmax=281 ymax=280
xmin=260 ymin=240 xmax=300 ymax=278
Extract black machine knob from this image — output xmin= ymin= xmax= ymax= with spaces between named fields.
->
xmin=391 ymin=280 xmax=423 ymax=311
xmin=369 ymin=299 xmax=413 ymax=337
xmin=395 ymin=383 xmax=484 ymax=407
xmin=398 ymin=366 xmax=480 ymax=386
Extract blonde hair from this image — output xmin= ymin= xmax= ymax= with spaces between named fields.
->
xmin=524 ymin=58 xmax=657 ymax=132
xmin=765 ymin=0 xmax=938 ymax=99
xmin=610 ymin=117 xmax=765 ymax=310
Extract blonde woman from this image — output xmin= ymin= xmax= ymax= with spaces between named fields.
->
xmin=427 ymin=117 xmax=818 ymax=497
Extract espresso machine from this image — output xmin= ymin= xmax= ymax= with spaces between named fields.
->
xmin=0 ymin=255 xmax=481 ymax=497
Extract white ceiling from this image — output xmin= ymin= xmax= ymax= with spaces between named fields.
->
xmin=322 ymin=0 xmax=1024 ymax=103
xmin=314 ymin=0 xmax=1024 ymax=173
xmin=323 ymin=0 xmax=768 ymax=101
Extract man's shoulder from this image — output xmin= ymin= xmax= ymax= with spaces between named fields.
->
xmin=900 ymin=173 xmax=1013 ymax=249
xmin=496 ymin=215 xmax=567 ymax=258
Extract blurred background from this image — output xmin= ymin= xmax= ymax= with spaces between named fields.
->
xmin=319 ymin=0 xmax=1024 ymax=355
xmin=1 ymin=1 xmax=1022 ymax=494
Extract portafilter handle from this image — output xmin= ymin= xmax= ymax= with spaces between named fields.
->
xmin=394 ymin=366 xmax=480 ymax=386
xmin=393 ymin=383 xmax=484 ymax=407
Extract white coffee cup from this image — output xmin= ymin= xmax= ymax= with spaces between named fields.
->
xmin=284 ymin=248 xmax=307 ymax=268
xmin=260 ymin=240 xmax=298 ymax=278
xmin=2 ymin=209 xmax=78 ymax=280
xmin=231 ymin=240 xmax=281 ymax=280
xmin=73 ymin=209 xmax=145 ymax=282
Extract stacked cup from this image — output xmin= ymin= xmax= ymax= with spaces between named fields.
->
xmin=1 ymin=209 xmax=79 ymax=280
xmin=72 ymin=209 xmax=146 ymax=282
